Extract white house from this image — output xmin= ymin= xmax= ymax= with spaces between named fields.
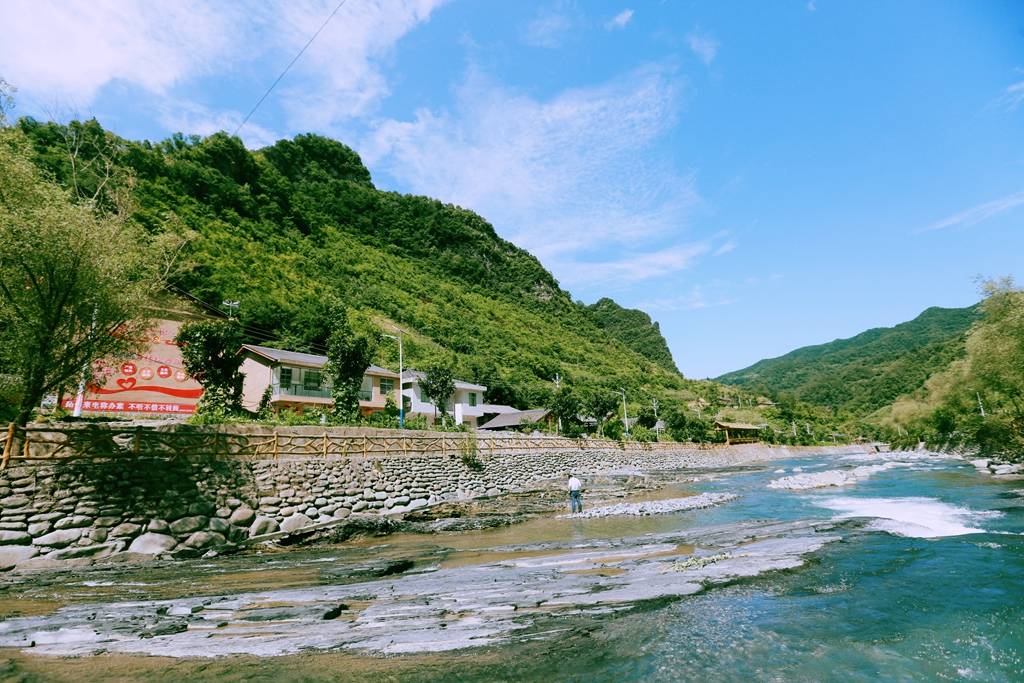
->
xmin=239 ymin=344 xmax=400 ymax=416
xmin=400 ymin=370 xmax=516 ymax=427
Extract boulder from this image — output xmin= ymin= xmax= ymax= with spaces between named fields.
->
xmin=182 ymin=531 xmax=226 ymax=549
xmin=248 ymin=516 xmax=279 ymax=538
xmin=169 ymin=516 xmax=208 ymax=535
xmin=229 ymin=507 xmax=255 ymax=526
xmin=109 ymin=522 xmax=142 ymax=538
xmin=0 ymin=530 xmax=32 ymax=545
xmin=33 ymin=528 xmax=83 ymax=548
xmin=279 ymin=513 xmax=313 ymax=533
xmin=0 ymin=495 xmax=30 ymax=509
xmin=0 ymin=545 xmax=39 ymax=569
xmin=127 ymin=532 xmax=178 ymax=555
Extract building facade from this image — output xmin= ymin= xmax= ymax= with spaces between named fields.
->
xmin=239 ymin=344 xmax=400 ymax=415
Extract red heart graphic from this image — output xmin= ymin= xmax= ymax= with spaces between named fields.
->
xmin=117 ymin=377 xmax=137 ymax=390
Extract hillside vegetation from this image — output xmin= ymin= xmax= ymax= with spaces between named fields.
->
xmin=717 ymin=305 xmax=980 ymax=414
xmin=17 ymin=119 xmax=689 ymax=410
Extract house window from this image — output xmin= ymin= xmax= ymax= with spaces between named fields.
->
xmin=303 ymin=371 xmax=322 ymax=391
xmin=468 ymin=392 xmax=477 ymax=407
xmin=279 ymin=367 xmax=293 ymax=387
xmin=379 ymin=378 xmax=395 ymax=396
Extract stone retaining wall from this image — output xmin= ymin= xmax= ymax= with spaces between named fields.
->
xmin=0 ymin=440 xmax=867 ymax=569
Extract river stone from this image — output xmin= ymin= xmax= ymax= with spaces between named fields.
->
xmin=229 ymin=507 xmax=255 ymax=526
xmin=54 ymin=515 xmax=92 ymax=530
xmin=46 ymin=542 xmax=119 ymax=561
xmin=183 ymin=531 xmax=225 ymax=549
xmin=0 ymin=495 xmax=29 ymax=509
xmin=169 ymin=516 xmax=208 ymax=535
xmin=333 ymin=508 xmax=352 ymax=519
xmin=0 ymin=530 xmax=31 ymax=545
xmin=248 ymin=516 xmax=279 ymax=537
xmin=127 ymin=532 xmax=178 ymax=555
xmin=0 ymin=521 xmax=26 ymax=531
xmin=94 ymin=516 xmax=121 ymax=527
xmin=188 ymin=501 xmax=215 ymax=516
xmin=279 ymin=513 xmax=313 ymax=533
xmin=27 ymin=521 xmax=51 ymax=537
xmin=208 ymin=518 xmax=230 ymax=534
xmin=0 ymin=545 xmax=38 ymax=570
xmin=28 ymin=512 xmax=64 ymax=523
xmin=110 ymin=522 xmax=142 ymax=538
xmin=147 ymin=519 xmax=170 ymax=534
xmin=89 ymin=528 xmax=109 ymax=543
xmin=259 ymin=496 xmax=280 ymax=506
xmin=226 ymin=498 xmax=242 ymax=509
xmin=304 ymin=507 xmax=318 ymax=518
xmin=33 ymin=528 xmax=82 ymax=548
xmin=279 ymin=506 xmax=296 ymax=517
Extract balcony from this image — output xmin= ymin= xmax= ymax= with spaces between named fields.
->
xmin=275 ymin=383 xmax=332 ymax=400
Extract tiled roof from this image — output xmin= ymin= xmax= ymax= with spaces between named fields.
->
xmin=240 ymin=344 xmax=398 ymax=377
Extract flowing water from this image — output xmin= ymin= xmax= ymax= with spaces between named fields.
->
xmin=2 ymin=449 xmax=1023 ymax=682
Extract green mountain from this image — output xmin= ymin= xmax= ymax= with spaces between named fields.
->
xmin=716 ymin=305 xmax=981 ymax=414
xmin=583 ymin=298 xmax=680 ymax=373
xmin=18 ymin=119 xmax=685 ymax=409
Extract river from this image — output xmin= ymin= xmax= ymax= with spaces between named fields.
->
xmin=1 ymin=448 xmax=1022 ymax=682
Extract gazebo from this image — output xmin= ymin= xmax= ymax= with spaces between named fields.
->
xmin=714 ymin=420 xmax=767 ymax=445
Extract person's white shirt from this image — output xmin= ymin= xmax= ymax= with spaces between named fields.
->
xmin=568 ymin=476 xmax=582 ymax=492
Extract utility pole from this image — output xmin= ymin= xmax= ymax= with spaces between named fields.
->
xmin=553 ymin=374 xmax=562 ymax=435
xmin=977 ymin=392 xmax=986 ymax=418
xmin=223 ymin=300 xmax=240 ymax=319
xmin=620 ymin=388 xmax=629 ymax=436
xmin=652 ymin=398 xmax=660 ymax=437
xmin=384 ymin=332 xmax=405 ymax=428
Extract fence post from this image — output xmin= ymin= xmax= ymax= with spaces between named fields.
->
xmin=323 ymin=432 xmax=329 ymax=458
xmin=133 ymin=426 xmax=141 ymax=456
xmin=362 ymin=435 xmax=368 ymax=458
xmin=273 ymin=432 xmax=279 ymax=459
xmin=0 ymin=423 xmax=14 ymax=470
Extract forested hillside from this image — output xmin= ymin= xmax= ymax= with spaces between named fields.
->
xmin=17 ymin=119 xmax=686 ymax=409
xmin=716 ymin=305 xmax=980 ymax=414
xmin=583 ymin=298 xmax=680 ymax=373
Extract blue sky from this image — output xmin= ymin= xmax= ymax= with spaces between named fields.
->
xmin=2 ymin=1 xmax=1022 ymax=377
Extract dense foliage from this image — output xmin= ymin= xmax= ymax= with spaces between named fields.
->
xmin=717 ymin=305 xmax=980 ymax=414
xmin=175 ymin=320 xmax=244 ymax=416
xmin=583 ymin=298 xmax=680 ymax=373
xmin=0 ymin=127 xmax=165 ymax=425
xmin=15 ymin=119 xmax=692 ymax=411
xmin=324 ymin=305 xmax=379 ymax=421
xmin=885 ymin=280 xmax=1024 ymax=460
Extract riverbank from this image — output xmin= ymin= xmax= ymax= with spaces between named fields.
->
xmin=6 ymin=445 xmax=1019 ymax=681
xmin=0 ymin=441 xmax=861 ymax=573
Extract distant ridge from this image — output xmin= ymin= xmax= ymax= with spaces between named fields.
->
xmin=716 ymin=304 xmax=981 ymax=414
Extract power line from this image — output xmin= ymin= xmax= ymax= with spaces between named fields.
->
xmin=233 ymin=0 xmax=349 ymax=137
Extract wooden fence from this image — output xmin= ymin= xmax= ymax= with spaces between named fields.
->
xmin=0 ymin=424 xmax=719 ymax=468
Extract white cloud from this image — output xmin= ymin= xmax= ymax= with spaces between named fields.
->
xmin=523 ymin=3 xmax=579 ymax=48
xmin=994 ymin=79 xmax=1024 ymax=112
xmin=274 ymin=0 xmax=448 ymax=129
xmin=714 ymin=239 xmax=737 ymax=256
xmin=363 ymin=65 xmax=705 ymax=290
xmin=605 ymin=9 xmax=634 ymax=31
xmin=919 ymin=189 xmax=1024 ymax=233
xmin=0 ymin=0 xmax=446 ymax=132
xmin=561 ymin=243 xmax=710 ymax=287
xmin=0 ymin=0 xmax=241 ymax=104
xmin=638 ymin=284 xmax=736 ymax=312
xmin=158 ymin=102 xmax=280 ymax=149
xmin=686 ymin=29 xmax=719 ymax=66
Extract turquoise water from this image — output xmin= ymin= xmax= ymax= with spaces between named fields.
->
xmin=569 ymin=453 xmax=1024 ymax=682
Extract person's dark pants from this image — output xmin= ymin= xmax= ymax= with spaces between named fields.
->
xmin=570 ymin=490 xmax=583 ymax=513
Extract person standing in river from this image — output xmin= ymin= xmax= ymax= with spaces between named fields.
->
xmin=568 ymin=473 xmax=583 ymax=514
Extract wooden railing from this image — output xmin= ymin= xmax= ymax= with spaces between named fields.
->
xmin=0 ymin=424 xmax=722 ymax=467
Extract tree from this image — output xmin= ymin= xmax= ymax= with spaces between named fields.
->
xmin=0 ymin=129 xmax=163 ymax=426
xmin=548 ymin=386 xmax=581 ymax=434
xmin=0 ymin=78 xmax=15 ymax=127
xmin=579 ymin=388 xmax=619 ymax=433
xmin=324 ymin=305 xmax=379 ymax=422
xmin=421 ymin=363 xmax=455 ymax=422
xmin=175 ymin=320 xmax=245 ymax=416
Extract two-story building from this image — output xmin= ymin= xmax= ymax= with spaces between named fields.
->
xmin=400 ymin=370 xmax=516 ymax=427
xmin=239 ymin=344 xmax=400 ymax=416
